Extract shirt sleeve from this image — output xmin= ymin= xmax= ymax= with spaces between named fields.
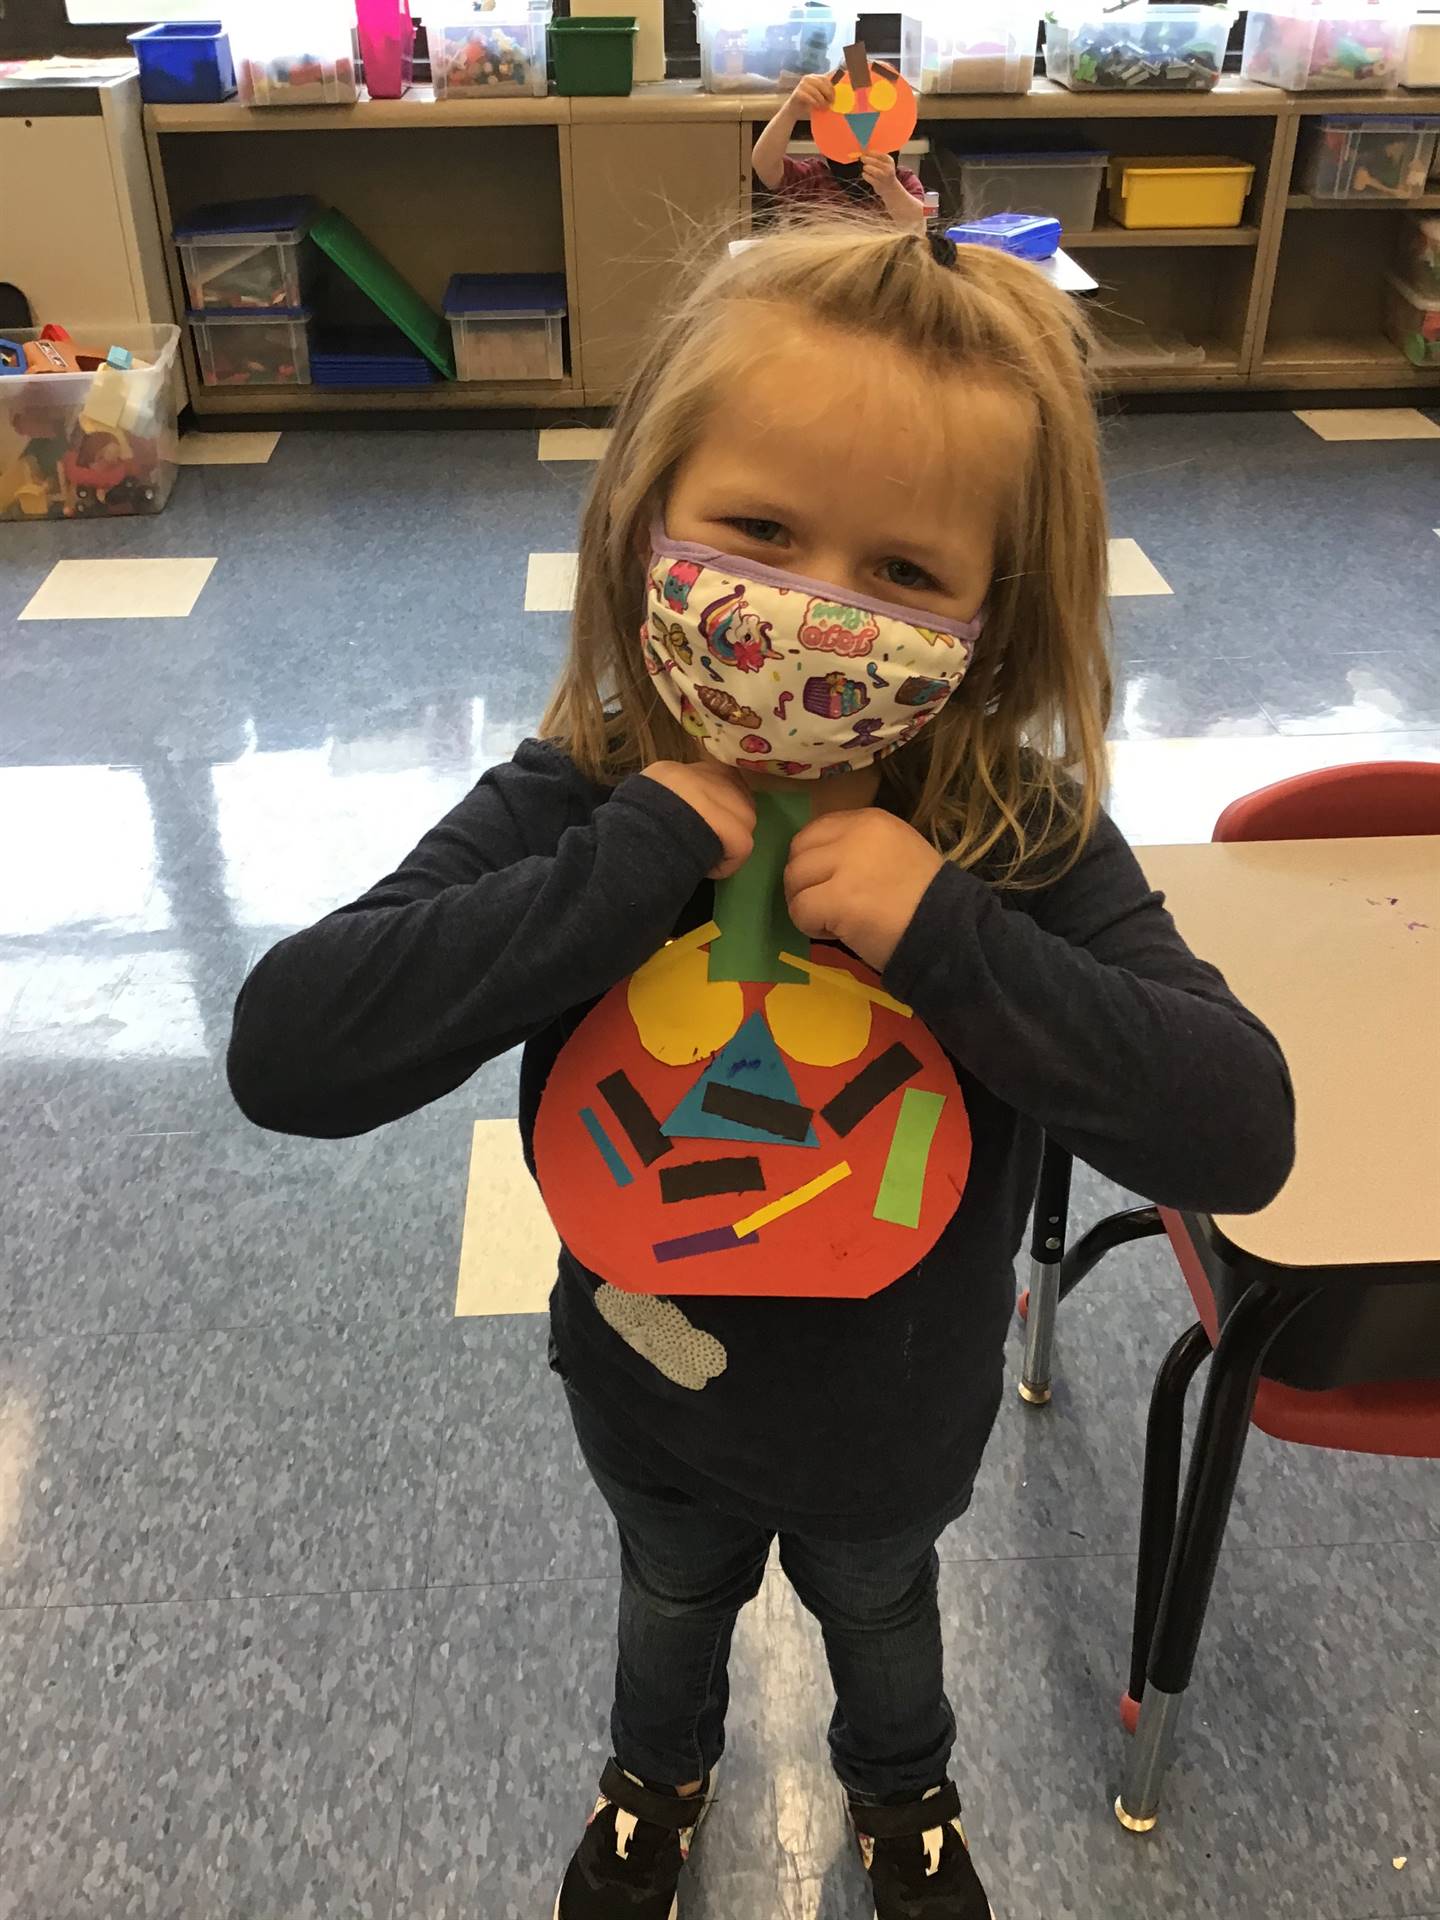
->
xmin=777 ymin=156 xmax=825 ymax=190
xmin=227 ymin=739 xmax=721 ymax=1139
xmin=896 ymin=165 xmax=927 ymax=203
xmin=883 ymin=810 xmax=1296 ymax=1214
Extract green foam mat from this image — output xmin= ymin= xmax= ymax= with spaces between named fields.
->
xmin=309 ymin=209 xmax=455 ymax=379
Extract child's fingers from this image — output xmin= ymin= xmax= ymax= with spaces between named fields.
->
xmin=783 ymin=845 xmax=839 ymax=903
xmin=786 ymin=881 xmax=838 ymax=940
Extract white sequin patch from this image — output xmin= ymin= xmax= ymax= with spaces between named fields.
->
xmin=594 ymin=1286 xmax=728 ymax=1391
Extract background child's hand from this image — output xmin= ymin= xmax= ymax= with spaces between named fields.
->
xmin=784 ymin=810 xmax=943 ymax=971
xmin=859 ymin=152 xmax=899 ymax=190
xmin=790 ymin=72 xmax=835 ymax=114
xmin=639 ymin=761 xmax=757 ymax=880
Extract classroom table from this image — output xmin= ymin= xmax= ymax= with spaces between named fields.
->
xmin=1033 ymin=835 xmax=1440 ymax=1828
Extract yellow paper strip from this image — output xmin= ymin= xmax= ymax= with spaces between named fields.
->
xmin=731 ymin=1160 xmax=852 ymax=1236
xmin=668 ymin=920 xmax=721 ymax=955
xmin=777 ymin=953 xmax=911 ymax=1018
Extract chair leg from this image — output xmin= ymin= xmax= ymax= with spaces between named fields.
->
xmin=1116 ymin=1283 xmax=1311 ymax=1833
xmin=1019 ymin=1136 xmax=1073 ymax=1406
xmin=1059 ymin=1207 xmax=1164 ymax=1304
xmin=1124 ymin=1323 xmax=1213 ymax=1719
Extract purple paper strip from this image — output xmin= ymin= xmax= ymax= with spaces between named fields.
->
xmin=652 ymin=1225 xmax=760 ymax=1263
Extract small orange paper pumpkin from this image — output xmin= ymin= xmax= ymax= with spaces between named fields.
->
xmin=811 ymin=57 xmax=918 ymax=163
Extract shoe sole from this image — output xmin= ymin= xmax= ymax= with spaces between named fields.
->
xmin=552 ymin=1776 xmax=716 ymax=1920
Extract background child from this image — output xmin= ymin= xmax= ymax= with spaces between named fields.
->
xmin=752 ymin=71 xmax=927 ymax=228
xmin=228 ymin=225 xmax=1295 ymax=1920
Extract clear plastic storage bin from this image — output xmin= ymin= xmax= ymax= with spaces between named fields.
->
xmin=174 ymin=197 xmax=320 ymax=312
xmin=188 ymin=310 xmax=313 ymax=386
xmin=897 ymin=5 xmax=1037 ymax=93
xmin=935 ymin=149 xmax=1108 ymax=233
xmin=230 ymin=0 xmax=359 ymax=105
xmin=443 ymin=274 xmax=567 ymax=380
xmin=1383 ymin=271 xmax=1440 ymax=361
xmin=1396 ymin=212 xmax=1440 ymax=298
xmin=1241 ymin=0 xmax=1404 ymax=88
xmin=428 ymin=3 xmax=551 ymax=96
xmin=1295 ymin=114 xmax=1440 ymax=197
xmin=1045 ymin=2 xmax=1233 ymax=90
xmin=697 ymin=0 xmax=847 ymax=93
xmin=0 ymin=324 xmax=180 ymax=522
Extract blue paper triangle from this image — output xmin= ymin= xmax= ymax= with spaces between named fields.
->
xmin=845 ymin=109 xmax=881 ymax=149
xmin=662 ymin=1011 xmax=818 ymax=1147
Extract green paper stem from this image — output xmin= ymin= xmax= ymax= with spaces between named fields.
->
xmin=709 ymin=788 xmax=813 ymax=985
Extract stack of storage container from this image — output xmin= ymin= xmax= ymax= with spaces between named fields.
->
xmin=177 ymin=198 xmax=321 ymax=387
xmin=1387 ymin=212 xmax=1440 ymax=364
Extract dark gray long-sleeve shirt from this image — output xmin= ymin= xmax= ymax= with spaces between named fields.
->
xmin=228 ymin=739 xmax=1295 ymax=1537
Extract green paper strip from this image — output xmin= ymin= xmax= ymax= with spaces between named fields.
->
xmin=709 ymin=788 xmax=813 ymax=985
xmin=873 ymin=1088 xmax=945 ymax=1229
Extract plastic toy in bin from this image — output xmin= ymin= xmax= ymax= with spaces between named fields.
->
xmin=945 ymin=213 xmax=1061 ymax=259
xmin=1045 ymin=2 xmax=1234 ymax=91
xmin=698 ymin=0 xmax=843 ymax=93
xmin=429 ymin=4 xmax=551 ymax=97
xmin=1241 ymin=0 xmax=1404 ymax=89
xmin=0 ymin=324 xmax=180 ymax=522
xmin=188 ymin=309 xmax=313 ymax=387
xmin=174 ymin=196 xmax=321 ymax=312
xmin=230 ymin=1 xmax=360 ymax=105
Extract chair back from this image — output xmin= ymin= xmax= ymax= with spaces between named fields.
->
xmin=1213 ymin=761 xmax=1440 ymax=843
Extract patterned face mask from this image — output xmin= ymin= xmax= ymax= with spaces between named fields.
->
xmin=642 ymin=529 xmax=983 ymax=779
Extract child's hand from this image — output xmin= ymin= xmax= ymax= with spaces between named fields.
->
xmin=860 ymin=152 xmax=927 ymax=228
xmin=790 ymin=72 xmax=835 ymax=114
xmin=640 ymin=761 xmax=757 ymax=880
xmin=784 ymin=810 xmax=944 ymax=972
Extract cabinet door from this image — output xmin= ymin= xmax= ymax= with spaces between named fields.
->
xmin=0 ymin=114 xmax=145 ymax=330
xmin=569 ymin=121 xmax=744 ymax=399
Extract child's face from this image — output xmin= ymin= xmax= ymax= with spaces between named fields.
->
xmin=666 ymin=311 xmax=1031 ymax=627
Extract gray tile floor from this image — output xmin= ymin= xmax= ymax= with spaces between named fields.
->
xmin=1 ymin=411 xmax=1438 ymax=1920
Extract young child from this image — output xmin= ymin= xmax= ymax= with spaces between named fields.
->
xmin=228 ymin=225 xmax=1295 ymax=1920
xmin=752 ymin=71 xmax=927 ymax=229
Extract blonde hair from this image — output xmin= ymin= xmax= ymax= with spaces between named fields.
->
xmin=540 ymin=220 xmax=1112 ymax=886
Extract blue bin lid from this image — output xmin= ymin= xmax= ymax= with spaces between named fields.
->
xmin=443 ymin=272 xmax=568 ymax=317
xmin=174 ymin=196 xmax=323 ymax=243
xmin=957 ymin=151 xmax=1108 ymax=166
xmin=1315 ymin=115 xmax=1440 ymax=129
xmin=129 ymin=20 xmax=226 ymax=39
xmin=187 ymin=306 xmax=312 ymax=322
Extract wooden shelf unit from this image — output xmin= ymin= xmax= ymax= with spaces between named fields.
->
xmin=142 ymin=80 xmax=1440 ymax=413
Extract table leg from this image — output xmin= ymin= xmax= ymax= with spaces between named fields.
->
xmin=1020 ymin=1136 xmax=1073 ymax=1406
xmin=1116 ymin=1282 xmax=1310 ymax=1832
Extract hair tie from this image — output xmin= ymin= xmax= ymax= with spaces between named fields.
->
xmin=927 ymin=232 xmax=958 ymax=270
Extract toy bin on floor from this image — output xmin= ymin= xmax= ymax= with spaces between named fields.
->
xmin=174 ymin=197 xmax=321 ymax=312
xmin=1383 ymin=271 xmax=1440 ymax=362
xmin=1397 ymin=212 xmax=1440 ymax=298
xmin=696 ymin=0 xmax=847 ymax=93
xmin=1044 ymin=2 xmax=1233 ymax=90
xmin=1107 ymin=154 xmax=1255 ymax=226
xmin=1295 ymin=115 xmax=1440 ymax=197
xmin=443 ymin=274 xmax=567 ymax=380
xmin=128 ymin=21 xmax=236 ymax=102
xmin=230 ymin=0 xmax=359 ymax=105
xmin=897 ymin=4 xmax=1038 ymax=92
xmin=428 ymin=2 xmax=552 ymax=97
xmin=1241 ymin=0 xmax=1405 ymax=88
xmin=0 ymin=324 xmax=180 ymax=523
xmin=188 ymin=309 xmax=313 ymax=386
xmin=935 ymin=149 xmax=1108 ymax=233
xmin=551 ymin=16 xmax=638 ymax=93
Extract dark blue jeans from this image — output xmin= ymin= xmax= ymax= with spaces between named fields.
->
xmin=566 ymin=1385 xmax=958 ymax=1804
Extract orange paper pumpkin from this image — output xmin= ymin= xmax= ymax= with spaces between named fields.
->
xmin=811 ymin=57 xmax=918 ymax=163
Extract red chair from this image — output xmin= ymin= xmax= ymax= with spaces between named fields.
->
xmin=1016 ymin=760 xmax=1440 ymax=1830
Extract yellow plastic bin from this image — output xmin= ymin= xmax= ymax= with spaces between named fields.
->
xmin=1107 ymin=155 xmax=1255 ymax=228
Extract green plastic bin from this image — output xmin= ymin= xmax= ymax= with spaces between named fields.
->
xmin=551 ymin=15 xmax=636 ymax=95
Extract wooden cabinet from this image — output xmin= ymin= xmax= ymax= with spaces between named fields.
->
xmin=567 ymin=118 xmax=744 ymax=397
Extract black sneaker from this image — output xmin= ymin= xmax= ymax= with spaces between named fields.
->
xmin=554 ymin=1758 xmax=713 ymax=1919
xmin=848 ymin=1781 xmax=995 ymax=1919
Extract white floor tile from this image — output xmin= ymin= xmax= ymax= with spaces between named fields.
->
xmin=455 ymin=1119 xmax=560 ymax=1316
xmin=525 ymin=551 xmax=578 ymax=613
xmin=1293 ymin=407 xmax=1440 ymax=443
xmin=1107 ymin=729 xmax=1440 ymax=847
xmin=1107 ymin=537 xmax=1173 ymax=598
xmin=19 ymin=557 xmax=216 ymax=622
xmin=537 ymin=427 xmax=612 ymax=462
xmin=175 ymin=431 xmax=281 ymax=466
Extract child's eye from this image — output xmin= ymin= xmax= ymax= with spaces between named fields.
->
xmin=881 ymin=557 xmax=940 ymax=592
xmin=724 ymin=517 xmax=786 ymax=545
